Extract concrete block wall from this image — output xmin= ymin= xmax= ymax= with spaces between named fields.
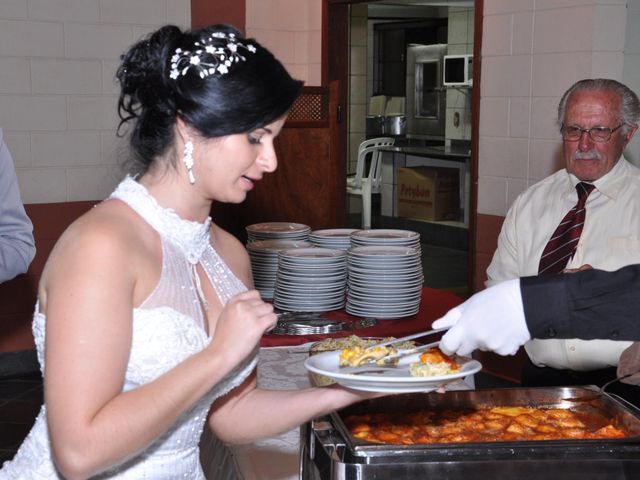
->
xmin=0 ymin=0 xmax=191 ymax=205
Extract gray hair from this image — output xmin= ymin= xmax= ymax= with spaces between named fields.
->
xmin=557 ymin=78 xmax=640 ymax=135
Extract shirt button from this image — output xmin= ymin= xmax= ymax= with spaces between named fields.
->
xmin=611 ymin=330 xmax=619 ymax=338
xmin=569 ymin=346 xmax=576 ymax=352
xmin=546 ymin=328 xmax=557 ymax=338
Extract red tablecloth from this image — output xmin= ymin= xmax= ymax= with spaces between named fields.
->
xmin=260 ymin=287 xmax=463 ymax=347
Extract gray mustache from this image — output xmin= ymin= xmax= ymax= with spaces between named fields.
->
xmin=574 ymin=150 xmax=602 ymax=160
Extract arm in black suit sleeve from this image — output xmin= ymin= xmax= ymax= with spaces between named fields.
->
xmin=521 ymin=264 xmax=640 ymax=341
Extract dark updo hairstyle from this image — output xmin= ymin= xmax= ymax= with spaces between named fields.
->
xmin=116 ymin=24 xmax=303 ymax=173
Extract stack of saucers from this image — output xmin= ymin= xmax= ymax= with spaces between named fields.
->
xmin=247 ymin=239 xmax=313 ymax=300
xmin=245 ymin=222 xmax=311 ymax=243
xmin=346 ymin=245 xmax=423 ymax=319
xmin=273 ymin=248 xmax=347 ymax=312
xmin=309 ymin=228 xmax=357 ymax=251
xmin=350 ymin=229 xmax=421 ymax=253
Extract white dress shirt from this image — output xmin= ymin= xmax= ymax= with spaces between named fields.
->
xmin=0 ymin=128 xmax=35 ymax=283
xmin=486 ymin=157 xmax=640 ymax=371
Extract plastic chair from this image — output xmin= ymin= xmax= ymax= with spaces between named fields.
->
xmin=346 ymin=137 xmax=395 ymax=229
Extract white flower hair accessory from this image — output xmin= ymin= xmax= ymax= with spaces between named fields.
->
xmin=169 ymin=32 xmax=257 ymax=80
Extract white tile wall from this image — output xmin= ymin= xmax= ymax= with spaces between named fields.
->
xmin=531 ymin=53 xmax=593 ymax=97
xmin=0 ymin=0 xmax=191 ymax=203
xmin=482 ymin=14 xmax=512 ymax=56
xmin=624 ymin=0 xmax=640 ymax=167
xmin=506 ymin=177 xmax=528 ymax=208
xmin=529 ymin=139 xmax=564 ymax=180
xmin=477 ymin=175 xmax=508 ymax=216
xmin=509 ymin=97 xmax=532 ymax=138
xmin=478 ymin=137 xmax=528 ymax=178
xmin=246 ymin=0 xmax=320 ymax=87
xmin=484 ymin=0 xmax=534 ymax=16
xmin=445 ymin=7 xmax=474 ymax=142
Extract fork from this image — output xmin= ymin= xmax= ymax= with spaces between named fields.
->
xmin=562 ymin=373 xmax=634 ymax=402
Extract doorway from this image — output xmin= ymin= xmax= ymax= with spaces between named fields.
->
xmin=327 ymin=0 xmax=481 ymax=297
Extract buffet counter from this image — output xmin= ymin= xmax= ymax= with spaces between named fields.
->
xmin=224 ymin=287 xmax=466 ymax=480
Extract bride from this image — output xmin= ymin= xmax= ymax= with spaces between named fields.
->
xmin=0 ymin=24 xmax=375 ymax=479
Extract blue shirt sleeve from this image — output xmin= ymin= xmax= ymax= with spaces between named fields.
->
xmin=0 ymin=130 xmax=36 ymax=282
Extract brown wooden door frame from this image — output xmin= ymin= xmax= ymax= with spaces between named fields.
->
xmin=324 ymin=0 xmax=482 ymax=294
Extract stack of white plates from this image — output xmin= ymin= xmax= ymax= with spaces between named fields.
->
xmin=247 ymin=239 xmax=313 ymax=300
xmin=350 ymin=229 xmax=421 ymax=252
xmin=309 ymin=228 xmax=357 ymax=250
xmin=274 ymin=248 xmax=348 ymax=312
xmin=346 ymin=245 xmax=423 ymax=319
xmin=245 ymin=222 xmax=311 ymax=243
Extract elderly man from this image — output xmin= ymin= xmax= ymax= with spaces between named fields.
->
xmin=0 ymin=128 xmax=35 ymax=283
xmin=485 ymin=79 xmax=640 ymax=396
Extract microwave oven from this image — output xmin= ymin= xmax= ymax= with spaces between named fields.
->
xmin=443 ymin=54 xmax=473 ymax=87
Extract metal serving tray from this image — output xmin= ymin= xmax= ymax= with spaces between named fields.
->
xmin=332 ymin=387 xmax=640 ymax=456
xmin=302 ymin=387 xmax=640 ymax=480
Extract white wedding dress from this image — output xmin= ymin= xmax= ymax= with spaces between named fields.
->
xmin=0 ymin=176 xmax=257 ymax=479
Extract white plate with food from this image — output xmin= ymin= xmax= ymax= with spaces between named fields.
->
xmin=304 ymin=344 xmax=481 ymax=393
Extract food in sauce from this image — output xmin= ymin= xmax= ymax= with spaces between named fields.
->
xmin=409 ymin=347 xmax=461 ymax=377
xmin=344 ymin=406 xmax=628 ymax=444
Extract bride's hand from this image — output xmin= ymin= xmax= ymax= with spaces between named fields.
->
xmin=207 ymin=290 xmax=277 ymax=367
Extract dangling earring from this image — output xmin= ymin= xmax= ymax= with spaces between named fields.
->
xmin=183 ymin=140 xmax=195 ymax=184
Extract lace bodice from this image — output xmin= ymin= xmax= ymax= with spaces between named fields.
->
xmin=1 ymin=176 xmax=256 ymax=479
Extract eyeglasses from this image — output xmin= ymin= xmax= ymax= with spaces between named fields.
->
xmin=561 ymin=124 xmax=624 ymax=142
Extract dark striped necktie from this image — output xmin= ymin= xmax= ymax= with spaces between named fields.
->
xmin=538 ymin=182 xmax=596 ymax=275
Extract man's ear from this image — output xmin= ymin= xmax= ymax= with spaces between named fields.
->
xmin=624 ymin=123 xmax=639 ymax=145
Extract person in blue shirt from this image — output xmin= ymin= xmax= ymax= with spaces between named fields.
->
xmin=0 ymin=129 xmax=35 ymax=283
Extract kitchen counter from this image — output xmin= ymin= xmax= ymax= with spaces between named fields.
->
xmin=381 ymin=144 xmax=471 ymax=161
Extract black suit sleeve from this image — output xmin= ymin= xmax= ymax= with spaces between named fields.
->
xmin=521 ymin=264 xmax=640 ymax=341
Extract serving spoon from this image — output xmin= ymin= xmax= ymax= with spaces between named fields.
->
xmin=562 ymin=373 xmax=634 ymax=402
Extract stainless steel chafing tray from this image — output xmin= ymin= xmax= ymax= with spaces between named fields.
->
xmin=301 ymin=387 xmax=640 ymax=480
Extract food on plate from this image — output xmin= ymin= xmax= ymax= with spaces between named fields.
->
xmin=308 ymin=335 xmax=416 ymax=385
xmin=310 ymin=335 xmax=415 ymax=355
xmin=339 ymin=345 xmax=396 ymax=367
xmin=409 ymin=347 xmax=461 ymax=377
xmin=344 ymin=406 xmax=629 ymax=444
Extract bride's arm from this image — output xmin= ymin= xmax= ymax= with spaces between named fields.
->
xmin=208 ymin=372 xmax=379 ymax=444
xmin=41 ymin=207 xmax=274 ymax=480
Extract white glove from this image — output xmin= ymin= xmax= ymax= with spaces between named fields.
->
xmin=432 ymin=279 xmax=530 ymax=357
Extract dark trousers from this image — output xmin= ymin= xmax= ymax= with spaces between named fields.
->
xmin=521 ymin=356 xmax=640 ymax=408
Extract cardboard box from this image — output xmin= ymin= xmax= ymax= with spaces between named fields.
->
xmin=396 ymin=167 xmax=460 ymax=221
